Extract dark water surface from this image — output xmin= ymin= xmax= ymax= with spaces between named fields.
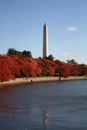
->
xmin=0 ymin=80 xmax=87 ymax=130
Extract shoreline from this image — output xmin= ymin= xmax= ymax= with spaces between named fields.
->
xmin=0 ymin=76 xmax=87 ymax=87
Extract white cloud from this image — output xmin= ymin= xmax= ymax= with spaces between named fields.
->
xmin=60 ymin=52 xmax=69 ymax=58
xmin=67 ymin=26 xmax=77 ymax=31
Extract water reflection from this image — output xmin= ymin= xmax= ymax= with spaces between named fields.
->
xmin=0 ymin=85 xmax=13 ymax=93
xmin=0 ymin=80 xmax=87 ymax=129
xmin=0 ymin=103 xmax=18 ymax=113
xmin=43 ymin=109 xmax=49 ymax=130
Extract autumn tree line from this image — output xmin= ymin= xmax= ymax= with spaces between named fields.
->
xmin=0 ymin=48 xmax=87 ymax=82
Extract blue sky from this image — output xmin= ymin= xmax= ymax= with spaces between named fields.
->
xmin=0 ymin=0 xmax=87 ymax=64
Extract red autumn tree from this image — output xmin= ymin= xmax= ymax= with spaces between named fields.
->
xmin=0 ymin=55 xmax=14 ymax=81
xmin=79 ymin=64 xmax=87 ymax=76
xmin=70 ymin=65 xmax=80 ymax=76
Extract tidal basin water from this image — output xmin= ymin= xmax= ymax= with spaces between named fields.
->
xmin=0 ymin=80 xmax=87 ymax=130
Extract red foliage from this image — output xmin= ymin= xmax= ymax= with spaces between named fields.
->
xmin=36 ymin=58 xmax=56 ymax=76
xmin=79 ymin=64 xmax=87 ymax=76
xmin=54 ymin=60 xmax=71 ymax=77
xmin=35 ymin=66 xmax=42 ymax=76
xmin=57 ymin=63 xmax=70 ymax=77
xmin=0 ymin=55 xmax=14 ymax=81
xmin=70 ymin=65 xmax=80 ymax=76
xmin=0 ymin=54 xmax=87 ymax=82
xmin=18 ymin=57 xmax=37 ymax=77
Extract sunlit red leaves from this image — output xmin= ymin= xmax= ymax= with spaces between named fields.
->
xmin=54 ymin=60 xmax=71 ymax=77
xmin=0 ymin=55 xmax=14 ymax=81
xmin=35 ymin=66 xmax=42 ymax=76
xmin=17 ymin=57 xmax=37 ymax=77
xmin=56 ymin=63 xmax=71 ymax=77
xmin=36 ymin=58 xmax=56 ymax=76
xmin=0 ymin=54 xmax=87 ymax=82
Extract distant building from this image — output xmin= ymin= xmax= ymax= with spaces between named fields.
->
xmin=43 ymin=23 xmax=48 ymax=58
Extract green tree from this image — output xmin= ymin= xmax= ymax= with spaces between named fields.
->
xmin=7 ymin=48 xmax=32 ymax=58
xmin=22 ymin=50 xmax=32 ymax=58
xmin=48 ymin=54 xmax=54 ymax=60
xmin=44 ymin=54 xmax=54 ymax=60
xmin=67 ymin=59 xmax=78 ymax=65
xmin=7 ymin=48 xmax=18 ymax=55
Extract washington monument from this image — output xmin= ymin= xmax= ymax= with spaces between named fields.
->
xmin=43 ymin=23 xmax=48 ymax=58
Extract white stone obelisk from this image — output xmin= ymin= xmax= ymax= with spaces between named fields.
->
xmin=43 ymin=23 xmax=48 ymax=58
